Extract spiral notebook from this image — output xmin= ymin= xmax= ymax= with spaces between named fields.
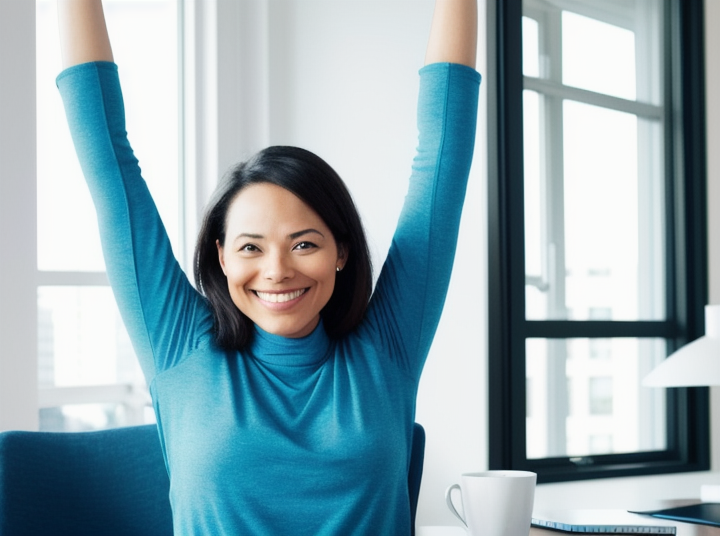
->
xmin=531 ymin=509 xmax=677 ymax=534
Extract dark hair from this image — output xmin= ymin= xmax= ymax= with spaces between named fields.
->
xmin=194 ymin=146 xmax=373 ymax=350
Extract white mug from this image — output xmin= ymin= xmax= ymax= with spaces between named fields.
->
xmin=445 ymin=470 xmax=536 ymax=536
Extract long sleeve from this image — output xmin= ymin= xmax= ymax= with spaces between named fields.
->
xmin=366 ymin=62 xmax=481 ymax=378
xmin=56 ymin=62 xmax=214 ymax=383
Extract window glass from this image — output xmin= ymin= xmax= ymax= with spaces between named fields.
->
xmin=523 ymin=16 xmax=541 ymax=77
xmin=526 ymin=337 xmax=667 ymax=459
xmin=35 ymin=0 xmax=178 ymax=431
xmin=36 ymin=0 xmax=103 ymax=272
xmin=36 ymin=0 xmax=179 ymax=272
xmin=563 ymin=102 xmax=664 ymax=321
xmin=40 ymin=404 xmax=156 ymax=433
xmin=561 ymin=11 xmax=636 ymax=100
xmin=523 ymin=0 xmax=665 ymax=322
xmin=38 ymin=287 xmax=141 ymax=388
xmin=524 ymin=89 xmax=545 ymax=309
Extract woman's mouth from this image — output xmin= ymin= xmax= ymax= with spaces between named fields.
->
xmin=254 ymin=289 xmax=307 ymax=303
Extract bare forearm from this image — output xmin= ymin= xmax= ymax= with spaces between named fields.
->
xmin=425 ymin=0 xmax=477 ymax=68
xmin=57 ymin=0 xmax=113 ymax=69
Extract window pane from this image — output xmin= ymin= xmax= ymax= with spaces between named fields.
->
xmin=36 ymin=0 xmax=178 ymax=432
xmin=523 ymin=16 xmax=540 ymax=77
xmin=525 ymin=99 xmax=666 ymax=321
xmin=36 ymin=0 xmax=104 ymax=271
xmin=563 ymin=101 xmax=665 ymax=321
xmin=38 ymin=287 xmax=143 ymax=388
xmin=524 ymin=90 xmax=544 ymax=294
xmin=526 ymin=338 xmax=667 ymax=459
xmin=562 ymin=11 xmax=636 ymax=100
xmin=36 ymin=0 xmax=179 ymax=271
xmin=40 ymin=403 xmax=155 ymax=433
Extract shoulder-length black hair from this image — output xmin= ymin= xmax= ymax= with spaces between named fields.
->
xmin=194 ymin=146 xmax=373 ymax=350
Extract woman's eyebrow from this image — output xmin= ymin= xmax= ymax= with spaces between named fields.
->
xmin=233 ymin=232 xmax=263 ymax=241
xmin=289 ymin=228 xmax=325 ymax=240
xmin=232 ymin=229 xmax=325 ymax=242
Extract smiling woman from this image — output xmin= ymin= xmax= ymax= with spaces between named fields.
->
xmin=54 ymin=0 xmax=480 ymax=534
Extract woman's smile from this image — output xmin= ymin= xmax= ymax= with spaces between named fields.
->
xmin=254 ymin=288 xmax=306 ymax=303
xmin=253 ymin=288 xmax=308 ymax=306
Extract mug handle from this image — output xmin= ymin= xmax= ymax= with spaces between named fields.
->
xmin=444 ymin=484 xmax=467 ymax=527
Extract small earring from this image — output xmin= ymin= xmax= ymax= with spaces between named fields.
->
xmin=336 ymin=266 xmax=341 ymax=272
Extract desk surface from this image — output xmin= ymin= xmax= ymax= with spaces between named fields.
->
xmin=418 ymin=501 xmax=720 ymax=536
xmin=530 ymin=500 xmax=718 ymax=536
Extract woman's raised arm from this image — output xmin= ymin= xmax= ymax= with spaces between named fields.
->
xmin=57 ymin=0 xmax=113 ymax=69
xmin=425 ymin=0 xmax=478 ymax=68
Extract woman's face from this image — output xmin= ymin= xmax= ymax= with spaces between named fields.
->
xmin=217 ymin=183 xmax=346 ymax=339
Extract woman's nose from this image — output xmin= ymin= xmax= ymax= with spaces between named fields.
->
xmin=263 ymin=252 xmax=294 ymax=282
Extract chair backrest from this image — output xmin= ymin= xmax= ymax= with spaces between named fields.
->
xmin=0 ymin=424 xmax=172 ymax=536
xmin=0 ymin=422 xmax=426 ymax=536
xmin=409 ymin=422 xmax=426 ymax=536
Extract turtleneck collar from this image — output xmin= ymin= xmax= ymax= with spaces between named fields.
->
xmin=248 ymin=320 xmax=333 ymax=367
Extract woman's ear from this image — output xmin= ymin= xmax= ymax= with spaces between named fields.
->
xmin=216 ymin=239 xmax=228 ymax=276
xmin=337 ymin=244 xmax=349 ymax=271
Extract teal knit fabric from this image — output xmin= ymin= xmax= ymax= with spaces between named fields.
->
xmin=58 ymin=61 xmax=480 ymax=536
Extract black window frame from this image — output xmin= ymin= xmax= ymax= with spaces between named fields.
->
xmin=489 ymin=0 xmax=710 ymax=483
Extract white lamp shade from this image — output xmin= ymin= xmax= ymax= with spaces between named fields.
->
xmin=643 ymin=305 xmax=720 ymax=387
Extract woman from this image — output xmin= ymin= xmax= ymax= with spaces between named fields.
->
xmin=56 ymin=0 xmax=480 ymax=534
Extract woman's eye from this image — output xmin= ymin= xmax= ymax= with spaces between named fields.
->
xmin=293 ymin=241 xmax=317 ymax=251
xmin=240 ymin=244 xmax=260 ymax=253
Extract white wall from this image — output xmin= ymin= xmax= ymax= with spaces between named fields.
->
xmin=0 ymin=0 xmax=39 ymax=431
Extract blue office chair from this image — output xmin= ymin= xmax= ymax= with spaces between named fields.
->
xmin=409 ymin=422 xmax=426 ymax=535
xmin=0 ymin=424 xmax=172 ymax=536
xmin=0 ymin=422 xmax=425 ymax=536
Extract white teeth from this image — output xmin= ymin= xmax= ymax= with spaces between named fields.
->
xmin=255 ymin=289 xmax=305 ymax=303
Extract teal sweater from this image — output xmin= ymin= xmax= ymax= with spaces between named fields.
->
xmin=58 ymin=61 xmax=480 ymax=536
